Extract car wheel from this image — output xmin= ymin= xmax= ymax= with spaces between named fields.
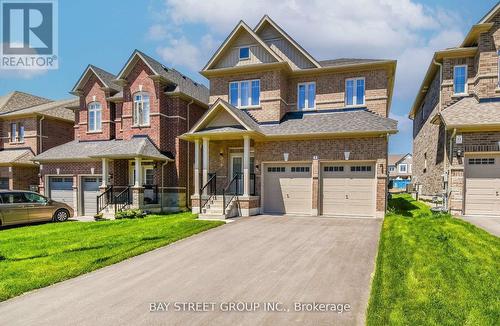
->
xmin=54 ymin=209 xmax=70 ymax=222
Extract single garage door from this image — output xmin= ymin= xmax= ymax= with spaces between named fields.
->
xmin=82 ymin=177 xmax=101 ymax=216
xmin=263 ymin=163 xmax=312 ymax=215
xmin=321 ymin=163 xmax=376 ymax=218
xmin=465 ymin=156 xmax=500 ymax=216
xmin=49 ymin=177 xmax=73 ymax=207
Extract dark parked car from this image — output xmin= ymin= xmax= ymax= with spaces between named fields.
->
xmin=0 ymin=190 xmax=74 ymax=226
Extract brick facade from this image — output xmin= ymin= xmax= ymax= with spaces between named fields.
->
xmin=412 ymin=8 xmax=500 ymax=214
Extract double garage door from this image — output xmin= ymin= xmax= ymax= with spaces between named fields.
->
xmin=263 ymin=162 xmax=376 ymax=217
xmin=49 ymin=176 xmax=101 ymax=216
xmin=465 ymin=155 xmax=500 ymax=216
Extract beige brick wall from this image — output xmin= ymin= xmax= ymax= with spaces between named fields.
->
xmin=208 ymin=68 xmax=390 ymax=123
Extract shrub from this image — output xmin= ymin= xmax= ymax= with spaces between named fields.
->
xmin=115 ymin=209 xmax=144 ymax=219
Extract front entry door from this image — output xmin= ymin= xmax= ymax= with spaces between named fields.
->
xmin=230 ymin=154 xmax=254 ymax=195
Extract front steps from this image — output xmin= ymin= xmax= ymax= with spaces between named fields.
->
xmin=199 ymin=196 xmax=238 ymax=220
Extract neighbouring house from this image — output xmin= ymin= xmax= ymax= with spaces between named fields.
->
xmin=410 ymin=3 xmax=500 ymax=216
xmin=388 ymin=153 xmax=412 ymax=190
xmin=180 ymin=16 xmax=398 ymax=219
xmin=33 ymin=50 xmax=208 ymax=217
xmin=0 ymin=91 xmax=77 ymax=191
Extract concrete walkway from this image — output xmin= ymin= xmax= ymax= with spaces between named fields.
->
xmin=460 ymin=215 xmax=500 ymax=237
xmin=0 ymin=215 xmax=382 ymax=326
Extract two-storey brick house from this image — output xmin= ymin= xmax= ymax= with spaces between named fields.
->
xmin=0 ymin=91 xmax=76 ymax=190
xmin=181 ymin=16 xmax=397 ymax=219
xmin=410 ymin=3 xmax=500 ymax=217
xmin=388 ymin=153 xmax=412 ymax=190
xmin=34 ymin=50 xmax=208 ymax=216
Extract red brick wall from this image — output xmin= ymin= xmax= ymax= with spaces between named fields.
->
xmin=76 ymin=75 xmax=113 ymax=141
xmin=41 ymin=118 xmax=74 ymax=152
xmin=1 ymin=117 xmax=38 ymax=152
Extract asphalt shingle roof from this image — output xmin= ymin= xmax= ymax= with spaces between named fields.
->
xmin=319 ymin=58 xmax=388 ymax=68
xmin=136 ymin=51 xmax=209 ymax=104
xmin=0 ymin=98 xmax=78 ymax=121
xmin=0 ymin=149 xmax=35 ymax=165
xmin=33 ymin=137 xmax=172 ymax=162
xmin=259 ymin=109 xmax=398 ymax=136
xmin=0 ymin=91 xmax=51 ymax=114
xmin=441 ymin=97 xmax=500 ymax=127
xmin=89 ymin=65 xmax=122 ymax=92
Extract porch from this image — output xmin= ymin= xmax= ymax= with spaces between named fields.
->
xmin=191 ymin=136 xmax=260 ymax=218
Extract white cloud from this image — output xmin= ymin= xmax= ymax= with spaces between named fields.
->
xmin=0 ymin=68 xmax=48 ymax=80
xmin=156 ymin=37 xmax=207 ymax=71
xmin=147 ymin=24 xmax=169 ymax=41
xmin=149 ymin=0 xmax=463 ymax=86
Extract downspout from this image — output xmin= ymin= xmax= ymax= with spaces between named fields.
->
xmin=38 ymin=115 xmax=45 ymax=154
xmin=186 ymin=99 xmax=194 ymax=209
xmin=433 ymin=59 xmax=448 ymax=208
xmin=446 ymin=128 xmax=457 ymax=211
xmin=160 ymin=160 xmax=168 ymax=213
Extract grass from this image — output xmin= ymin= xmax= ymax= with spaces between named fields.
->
xmin=367 ymin=194 xmax=500 ymax=325
xmin=0 ymin=213 xmax=224 ymax=302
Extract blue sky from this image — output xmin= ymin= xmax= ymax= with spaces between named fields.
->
xmin=0 ymin=0 xmax=498 ymax=154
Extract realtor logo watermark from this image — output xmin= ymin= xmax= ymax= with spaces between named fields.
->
xmin=0 ymin=0 xmax=58 ymax=69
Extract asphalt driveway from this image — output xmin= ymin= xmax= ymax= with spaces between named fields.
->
xmin=0 ymin=215 xmax=382 ymax=326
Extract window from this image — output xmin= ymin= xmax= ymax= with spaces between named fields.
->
xmin=398 ymin=164 xmax=408 ymax=173
xmin=345 ymin=77 xmax=365 ymax=106
xmin=291 ymin=166 xmax=310 ymax=173
xmin=133 ymin=92 xmax=150 ymax=126
xmin=324 ymin=166 xmax=344 ymax=172
xmin=0 ymin=192 xmax=30 ymax=204
xmin=239 ymin=47 xmax=250 ymax=60
xmin=389 ymin=166 xmax=396 ymax=172
xmin=468 ymin=158 xmax=495 ymax=165
xmin=25 ymin=193 xmax=47 ymax=203
xmin=144 ymin=168 xmax=154 ymax=185
xmin=453 ymin=65 xmax=467 ymax=95
xmin=297 ymin=82 xmax=316 ymax=110
xmin=267 ymin=167 xmax=285 ymax=173
xmin=350 ymin=165 xmax=372 ymax=172
xmin=10 ymin=123 xmax=24 ymax=143
xmin=88 ymin=102 xmax=102 ymax=132
xmin=229 ymin=80 xmax=260 ymax=108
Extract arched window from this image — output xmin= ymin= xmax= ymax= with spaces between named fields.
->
xmin=88 ymin=102 xmax=102 ymax=132
xmin=133 ymin=92 xmax=150 ymax=126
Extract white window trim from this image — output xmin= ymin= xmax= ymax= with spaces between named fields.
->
xmin=239 ymin=46 xmax=250 ymax=60
xmin=297 ymin=81 xmax=316 ymax=111
xmin=133 ymin=92 xmax=151 ymax=127
xmin=453 ymin=64 xmax=468 ymax=95
xmin=345 ymin=77 xmax=365 ymax=107
xmin=87 ymin=102 xmax=102 ymax=132
xmin=398 ymin=163 xmax=408 ymax=173
xmin=228 ymin=79 xmax=260 ymax=109
xmin=128 ymin=161 xmax=154 ymax=186
xmin=389 ymin=166 xmax=396 ymax=172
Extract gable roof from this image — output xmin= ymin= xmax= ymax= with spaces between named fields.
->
xmin=388 ymin=153 xmax=412 ymax=166
xmin=254 ymin=15 xmax=321 ymax=68
xmin=0 ymin=91 xmax=51 ymax=114
xmin=202 ymin=20 xmax=284 ymax=72
xmin=116 ymin=50 xmax=209 ymax=105
xmin=478 ymin=2 xmax=500 ymax=23
xmin=188 ymin=98 xmax=262 ymax=134
xmin=0 ymin=149 xmax=36 ymax=166
xmin=71 ymin=65 xmax=121 ymax=95
xmin=0 ymin=98 xmax=78 ymax=121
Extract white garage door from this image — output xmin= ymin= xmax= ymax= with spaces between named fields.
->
xmin=82 ymin=177 xmax=101 ymax=216
xmin=321 ymin=163 xmax=376 ymax=218
xmin=263 ymin=163 xmax=312 ymax=215
xmin=465 ymin=156 xmax=500 ymax=216
xmin=49 ymin=177 xmax=73 ymax=207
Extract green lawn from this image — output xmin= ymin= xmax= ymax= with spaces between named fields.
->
xmin=367 ymin=194 xmax=500 ymax=325
xmin=0 ymin=213 xmax=223 ymax=302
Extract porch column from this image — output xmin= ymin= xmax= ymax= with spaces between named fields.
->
xmin=101 ymin=158 xmax=109 ymax=188
xmin=243 ymin=135 xmax=250 ymax=197
xmin=202 ymin=137 xmax=209 ymax=195
xmin=193 ymin=139 xmax=200 ymax=196
xmin=134 ymin=157 xmax=142 ymax=187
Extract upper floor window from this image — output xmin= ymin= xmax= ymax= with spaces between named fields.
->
xmin=399 ymin=164 xmax=408 ymax=173
xmin=345 ymin=77 xmax=365 ymax=106
xmin=10 ymin=122 xmax=24 ymax=143
xmin=88 ymin=102 xmax=102 ymax=132
xmin=389 ymin=166 xmax=396 ymax=172
xmin=297 ymin=82 xmax=315 ymax=110
xmin=229 ymin=80 xmax=260 ymax=108
xmin=453 ymin=65 xmax=467 ymax=95
xmin=133 ymin=92 xmax=150 ymax=126
xmin=239 ymin=47 xmax=250 ymax=60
